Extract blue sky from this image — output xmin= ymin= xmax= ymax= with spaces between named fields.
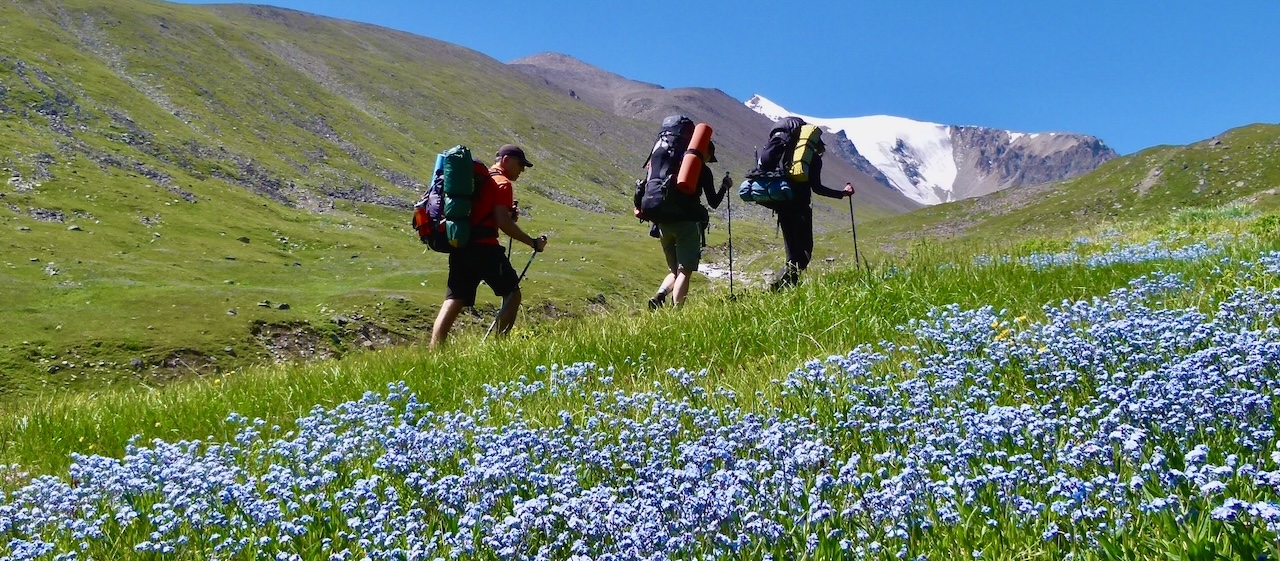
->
xmin=172 ymin=0 xmax=1279 ymax=155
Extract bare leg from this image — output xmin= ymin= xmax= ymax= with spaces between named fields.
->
xmin=657 ymin=272 xmax=675 ymax=294
xmin=494 ymin=288 xmax=523 ymax=336
xmin=671 ymin=268 xmax=691 ymax=307
xmin=430 ymin=298 xmax=465 ymax=349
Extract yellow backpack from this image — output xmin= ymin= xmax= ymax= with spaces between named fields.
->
xmin=786 ymin=124 xmax=824 ymax=183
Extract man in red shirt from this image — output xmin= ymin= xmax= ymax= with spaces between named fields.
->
xmin=430 ymin=144 xmax=548 ymax=347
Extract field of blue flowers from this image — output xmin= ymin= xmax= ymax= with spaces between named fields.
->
xmin=3 ymin=238 xmax=1280 ymax=560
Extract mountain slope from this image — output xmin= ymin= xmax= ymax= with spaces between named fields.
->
xmin=2 ymin=1 xmax=664 ymax=209
xmin=7 ymin=0 xmax=1251 ymax=398
xmin=747 ymin=95 xmax=1117 ymax=205
xmin=508 ymin=53 xmax=663 ymax=115
xmin=0 ymin=0 xmax=756 ymax=392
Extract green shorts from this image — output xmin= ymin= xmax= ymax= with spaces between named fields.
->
xmin=657 ymin=220 xmax=702 ymax=273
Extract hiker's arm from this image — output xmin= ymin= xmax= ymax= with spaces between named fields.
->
xmin=493 ymin=204 xmax=547 ymax=251
xmin=812 ymin=183 xmax=849 ymax=199
xmin=704 ymin=169 xmax=730 ymax=209
xmin=809 ymin=157 xmax=851 ymax=199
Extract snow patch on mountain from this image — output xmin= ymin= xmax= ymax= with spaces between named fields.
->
xmin=839 ymin=115 xmax=956 ymax=205
xmin=745 ymin=95 xmax=795 ymax=123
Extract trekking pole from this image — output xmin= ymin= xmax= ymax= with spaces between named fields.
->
xmin=726 ymin=173 xmax=735 ymax=300
xmin=848 ymin=196 xmax=862 ymax=271
xmin=483 ymin=247 xmax=539 ymax=341
xmin=507 ymin=200 xmax=519 ymax=258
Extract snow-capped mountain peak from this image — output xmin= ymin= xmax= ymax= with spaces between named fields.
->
xmin=744 ymin=94 xmax=791 ymax=123
xmin=744 ymin=94 xmax=1116 ymax=205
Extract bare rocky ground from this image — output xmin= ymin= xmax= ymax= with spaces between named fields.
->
xmin=243 ymin=316 xmax=411 ymax=364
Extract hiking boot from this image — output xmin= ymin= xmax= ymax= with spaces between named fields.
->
xmin=769 ymin=265 xmax=800 ymax=292
xmin=647 ymin=293 xmax=667 ymax=309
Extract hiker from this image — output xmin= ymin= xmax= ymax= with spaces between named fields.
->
xmin=765 ymin=117 xmax=854 ymax=290
xmin=638 ymin=138 xmax=731 ymax=309
xmin=430 ymin=144 xmax=548 ymax=347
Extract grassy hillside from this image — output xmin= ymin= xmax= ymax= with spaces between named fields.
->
xmin=0 ymin=0 xmax=799 ymax=396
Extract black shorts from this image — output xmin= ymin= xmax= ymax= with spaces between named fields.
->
xmin=445 ymin=244 xmax=519 ymax=306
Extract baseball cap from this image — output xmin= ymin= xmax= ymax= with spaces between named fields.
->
xmin=496 ymin=144 xmax=534 ymax=168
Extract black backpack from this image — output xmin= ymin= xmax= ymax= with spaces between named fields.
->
xmin=634 ymin=115 xmax=698 ymax=222
xmin=755 ymin=116 xmax=807 ymax=176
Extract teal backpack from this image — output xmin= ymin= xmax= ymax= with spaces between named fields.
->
xmin=412 ymin=145 xmax=494 ymax=252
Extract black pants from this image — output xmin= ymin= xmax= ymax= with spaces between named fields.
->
xmin=776 ymin=205 xmax=813 ymax=272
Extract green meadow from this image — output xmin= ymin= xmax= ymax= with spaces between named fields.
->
xmin=2 ymin=206 xmax=1279 ymax=560
xmin=3 ymin=205 xmax=1275 ymax=476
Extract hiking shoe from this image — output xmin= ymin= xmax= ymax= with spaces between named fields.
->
xmin=769 ymin=266 xmax=800 ymax=292
xmin=647 ymin=293 xmax=667 ymax=309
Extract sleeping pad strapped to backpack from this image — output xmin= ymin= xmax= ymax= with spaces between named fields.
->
xmin=635 ymin=115 xmax=702 ymax=223
xmin=412 ymin=145 xmax=498 ymax=253
xmin=739 ymin=116 xmax=809 ymax=207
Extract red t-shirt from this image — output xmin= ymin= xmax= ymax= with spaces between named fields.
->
xmin=469 ymin=164 xmax=514 ymax=246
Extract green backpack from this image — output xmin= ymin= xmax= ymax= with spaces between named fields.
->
xmin=412 ymin=145 xmax=493 ymax=252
